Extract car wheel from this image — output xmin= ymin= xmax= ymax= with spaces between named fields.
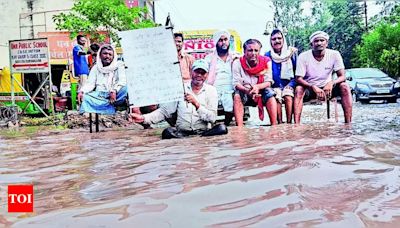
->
xmin=360 ymin=99 xmax=369 ymax=104
xmin=388 ymin=97 xmax=398 ymax=103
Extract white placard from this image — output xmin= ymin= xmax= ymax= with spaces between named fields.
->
xmin=118 ymin=27 xmax=184 ymax=107
xmin=9 ymin=38 xmax=50 ymax=73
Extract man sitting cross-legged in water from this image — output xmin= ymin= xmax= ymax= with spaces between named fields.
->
xmin=129 ymin=59 xmax=228 ymax=139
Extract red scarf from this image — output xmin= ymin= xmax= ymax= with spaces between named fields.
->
xmin=240 ymin=56 xmax=270 ymax=120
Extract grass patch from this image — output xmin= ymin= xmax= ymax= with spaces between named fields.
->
xmin=20 ymin=114 xmax=66 ymax=127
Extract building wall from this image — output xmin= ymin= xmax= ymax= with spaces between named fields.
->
xmin=0 ymin=0 xmax=155 ymax=67
xmin=0 ymin=0 xmax=74 ymax=67
xmin=125 ymin=0 xmax=139 ymax=8
xmin=125 ymin=0 xmax=155 ymax=21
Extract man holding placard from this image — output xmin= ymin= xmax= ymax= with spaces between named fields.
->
xmin=129 ymin=59 xmax=228 ymax=139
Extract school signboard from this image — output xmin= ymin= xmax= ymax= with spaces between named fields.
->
xmin=9 ymin=38 xmax=50 ymax=73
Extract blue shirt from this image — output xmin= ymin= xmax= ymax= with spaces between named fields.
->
xmin=265 ymin=51 xmax=296 ymax=89
xmin=73 ymin=45 xmax=89 ymax=76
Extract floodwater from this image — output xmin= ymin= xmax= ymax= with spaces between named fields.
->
xmin=0 ymin=102 xmax=399 ymax=227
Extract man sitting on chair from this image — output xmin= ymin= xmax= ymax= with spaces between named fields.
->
xmin=232 ymin=39 xmax=278 ymax=126
xmin=78 ymin=44 xmax=127 ymax=114
xmin=294 ymin=31 xmax=352 ymax=123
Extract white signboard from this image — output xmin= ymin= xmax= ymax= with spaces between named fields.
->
xmin=9 ymin=38 xmax=50 ymax=73
xmin=118 ymin=27 xmax=184 ymax=107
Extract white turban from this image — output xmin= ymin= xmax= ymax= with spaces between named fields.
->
xmin=212 ymin=30 xmax=231 ymax=45
xmin=309 ymin=31 xmax=329 ymax=43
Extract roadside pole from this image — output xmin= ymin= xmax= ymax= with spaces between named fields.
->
xmin=8 ymin=45 xmax=15 ymax=107
xmin=8 ymin=41 xmax=19 ymax=122
xmin=47 ymin=42 xmax=55 ymax=118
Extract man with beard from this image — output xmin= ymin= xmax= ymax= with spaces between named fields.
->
xmin=129 ymin=59 xmax=228 ymax=139
xmin=265 ymin=29 xmax=298 ymax=124
xmin=294 ymin=31 xmax=352 ymax=123
xmin=204 ymin=30 xmax=238 ymax=125
xmin=78 ymin=44 xmax=127 ymax=114
xmin=232 ymin=39 xmax=278 ymax=126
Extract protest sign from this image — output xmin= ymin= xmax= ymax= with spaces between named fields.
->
xmin=119 ymin=27 xmax=183 ymax=107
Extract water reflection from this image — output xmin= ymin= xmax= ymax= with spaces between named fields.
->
xmin=0 ymin=103 xmax=399 ymax=227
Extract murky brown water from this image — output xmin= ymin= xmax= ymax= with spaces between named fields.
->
xmin=0 ymin=102 xmax=399 ymax=227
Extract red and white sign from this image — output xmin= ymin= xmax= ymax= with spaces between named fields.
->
xmin=184 ymin=38 xmax=215 ymax=59
xmin=9 ymin=38 xmax=50 ymax=73
xmin=38 ymin=32 xmax=75 ymax=60
xmin=38 ymin=31 xmax=111 ymax=61
xmin=8 ymin=185 xmax=34 ymax=213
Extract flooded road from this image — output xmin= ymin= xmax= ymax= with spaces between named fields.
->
xmin=0 ymin=102 xmax=399 ymax=227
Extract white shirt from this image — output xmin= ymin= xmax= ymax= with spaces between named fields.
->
xmin=295 ymin=49 xmax=345 ymax=87
xmin=80 ymin=61 xmax=126 ymax=93
xmin=204 ymin=53 xmax=234 ymax=93
xmin=143 ymin=83 xmax=218 ymax=131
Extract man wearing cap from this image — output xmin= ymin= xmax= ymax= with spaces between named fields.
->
xmin=129 ymin=59 xmax=228 ymax=139
xmin=130 ymin=33 xmax=192 ymax=119
xmin=265 ymin=29 xmax=298 ymax=124
xmin=294 ymin=31 xmax=352 ymax=123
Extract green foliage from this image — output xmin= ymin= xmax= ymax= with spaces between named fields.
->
xmin=273 ymin=0 xmax=306 ymax=33
xmin=354 ymin=22 xmax=400 ymax=78
xmin=291 ymin=0 xmax=332 ymax=53
xmin=271 ymin=0 xmax=365 ymax=68
xmin=371 ymin=2 xmax=400 ymax=26
xmin=325 ymin=0 xmax=365 ymax=68
xmin=53 ymin=0 xmax=155 ymax=44
xmin=271 ymin=0 xmax=334 ymax=53
xmin=271 ymin=0 xmax=310 ymax=52
xmin=381 ymin=4 xmax=400 ymax=24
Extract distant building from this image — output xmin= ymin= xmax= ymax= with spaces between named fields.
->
xmin=125 ymin=0 xmax=139 ymax=8
xmin=0 ymin=0 xmax=155 ymax=67
xmin=125 ymin=0 xmax=155 ymax=21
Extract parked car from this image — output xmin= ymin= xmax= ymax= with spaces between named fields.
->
xmin=346 ymin=68 xmax=400 ymax=103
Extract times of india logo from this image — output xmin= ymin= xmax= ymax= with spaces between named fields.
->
xmin=7 ymin=185 xmax=34 ymax=213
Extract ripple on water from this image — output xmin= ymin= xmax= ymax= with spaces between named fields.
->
xmin=1 ymin=103 xmax=400 ymax=227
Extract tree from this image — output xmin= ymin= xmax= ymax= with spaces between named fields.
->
xmin=290 ymin=0 xmax=331 ymax=53
xmin=270 ymin=0 xmax=365 ymax=68
xmin=270 ymin=0 xmax=330 ymax=53
xmin=325 ymin=0 xmax=365 ymax=68
xmin=380 ymin=4 xmax=400 ymax=24
xmin=53 ymin=0 xmax=155 ymax=44
xmin=354 ymin=22 xmax=400 ymax=78
xmin=271 ymin=0 xmax=308 ymax=50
